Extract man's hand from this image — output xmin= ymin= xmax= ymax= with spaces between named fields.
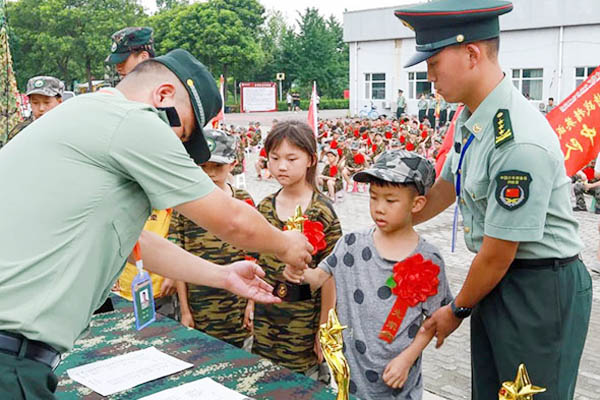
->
xmin=159 ymin=278 xmax=177 ymax=297
xmin=383 ymin=353 xmax=412 ymax=389
xmin=243 ymin=300 xmax=254 ymax=332
xmin=420 ymin=305 xmax=462 ymax=348
xmin=223 ymin=261 xmax=281 ymax=304
xmin=180 ymin=312 xmax=194 ymax=328
xmin=275 ymin=230 xmax=313 ymax=270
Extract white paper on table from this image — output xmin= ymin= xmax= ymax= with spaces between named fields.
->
xmin=139 ymin=377 xmax=254 ymax=400
xmin=66 ymin=346 xmax=193 ymax=396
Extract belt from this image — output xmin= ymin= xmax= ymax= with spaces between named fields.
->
xmin=272 ymin=281 xmax=311 ymax=302
xmin=510 ymin=254 xmax=579 ymax=269
xmin=0 ymin=331 xmax=61 ymax=370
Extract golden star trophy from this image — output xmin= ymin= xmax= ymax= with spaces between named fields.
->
xmin=272 ymin=206 xmax=312 ymax=301
xmin=498 ymin=364 xmax=546 ymax=400
xmin=320 ymin=309 xmax=350 ymax=400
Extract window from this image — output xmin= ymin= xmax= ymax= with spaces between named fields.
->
xmin=575 ymin=66 xmax=599 ymax=89
xmin=512 ymin=68 xmax=543 ymax=100
xmin=365 ymin=73 xmax=386 ymax=100
xmin=408 ymin=72 xmax=432 ymax=99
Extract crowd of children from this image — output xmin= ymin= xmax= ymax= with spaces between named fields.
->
xmin=141 ymin=116 xmax=454 ymax=400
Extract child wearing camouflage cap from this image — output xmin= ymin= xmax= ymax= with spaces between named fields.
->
xmin=286 ymin=150 xmax=452 ymax=400
xmin=168 ymin=129 xmax=256 ymax=348
xmin=6 ymin=76 xmax=64 ymax=143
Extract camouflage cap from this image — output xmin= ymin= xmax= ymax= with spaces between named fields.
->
xmin=203 ymin=129 xmax=238 ymax=164
xmin=106 ymin=27 xmax=154 ymax=65
xmin=353 ymin=150 xmax=435 ymax=195
xmin=324 ymin=146 xmax=337 ymax=156
xmin=350 ymin=141 xmax=360 ymax=150
xmin=26 ymin=76 xmax=65 ymax=97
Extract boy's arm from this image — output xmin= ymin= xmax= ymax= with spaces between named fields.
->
xmin=382 ymin=322 xmax=436 ymax=389
xmin=177 ymin=281 xmax=194 ymax=328
xmin=283 ymin=264 xmax=330 ymax=290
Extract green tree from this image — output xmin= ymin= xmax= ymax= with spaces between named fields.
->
xmin=150 ymin=0 xmax=265 ymax=103
xmin=8 ymin=0 xmax=144 ymax=91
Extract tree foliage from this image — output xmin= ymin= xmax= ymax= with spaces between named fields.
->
xmin=5 ymin=0 xmax=349 ymax=99
xmin=7 ymin=0 xmax=144 ymax=91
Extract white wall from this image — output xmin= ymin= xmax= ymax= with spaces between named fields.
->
xmin=348 ymin=25 xmax=600 ymax=116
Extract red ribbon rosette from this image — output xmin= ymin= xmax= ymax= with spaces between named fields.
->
xmin=259 ymin=148 xmax=267 ymax=157
xmin=303 ymin=219 xmax=327 ymax=255
xmin=406 ymin=142 xmax=415 ymax=151
xmin=329 ymin=165 xmax=338 ymax=177
xmin=337 ymin=148 xmax=343 ymax=157
xmin=421 ymin=131 xmax=428 ymax=139
xmin=283 ymin=216 xmax=327 ymax=256
xmin=354 ymin=153 xmax=365 ymax=165
xmin=399 ymin=135 xmax=406 ymax=144
xmin=372 ymin=144 xmax=378 ymax=153
xmin=330 ymin=140 xmax=338 ymax=149
xmin=385 ymin=131 xmax=393 ymax=139
xmin=244 ymin=198 xmax=255 ymax=207
xmin=379 ymin=254 xmax=440 ymax=344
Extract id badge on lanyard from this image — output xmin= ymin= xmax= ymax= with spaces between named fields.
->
xmin=131 ymin=242 xmax=156 ymax=330
xmin=451 ymin=133 xmax=475 ymax=252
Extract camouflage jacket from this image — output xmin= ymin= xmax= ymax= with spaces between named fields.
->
xmin=252 ymin=190 xmax=342 ymax=373
xmin=167 ymin=185 xmax=254 ymax=347
xmin=321 ymin=164 xmax=343 ymax=193
xmin=231 ymin=141 xmax=246 ymax=176
xmin=6 ymin=117 xmax=33 ymax=143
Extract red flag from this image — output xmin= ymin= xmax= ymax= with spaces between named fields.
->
xmin=435 ymin=104 xmax=464 ymax=177
xmin=307 ymin=81 xmax=318 ymax=137
xmin=210 ymin=75 xmax=225 ymax=128
xmin=547 ymin=66 xmax=600 ymax=176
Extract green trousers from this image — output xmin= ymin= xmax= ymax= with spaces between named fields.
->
xmin=471 ymin=259 xmax=592 ymax=400
xmin=0 ymin=349 xmax=57 ymax=399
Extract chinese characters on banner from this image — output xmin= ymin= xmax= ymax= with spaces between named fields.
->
xmin=547 ymin=66 xmax=600 ymax=176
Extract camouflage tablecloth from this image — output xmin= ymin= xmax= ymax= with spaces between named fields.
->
xmin=55 ymin=295 xmax=344 ymax=399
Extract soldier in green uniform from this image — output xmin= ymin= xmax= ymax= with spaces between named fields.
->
xmin=170 ymin=129 xmax=254 ymax=348
xmin=397 ymin=1 xmax=592 ymax=399
xmin=6 ymin=76 xmax=64 ymax=143
xmin=106 ymin=27 xmax=155 ymax=79
xmin=417 ymin=92 xmax=428 ymax=123
xmin=396 ymin=89 xmax=407 ymax=119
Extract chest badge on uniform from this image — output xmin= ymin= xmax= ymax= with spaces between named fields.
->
xmin=494 ymin=109 xmax=514 ymax=148
xmin=495 ymin=170 xmax=531 ymax=210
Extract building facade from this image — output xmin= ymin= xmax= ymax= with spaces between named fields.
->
xmin=343 ymin=0 xmax=600 ymax=116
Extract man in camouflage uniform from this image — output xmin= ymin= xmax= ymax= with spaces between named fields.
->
xmin=6 ymin=76 xmax=64 ymax=143
xmin=169 ymin=129 xmax=255 ymax=348
xmin=106 ymin=27 xmax=155 ymax=79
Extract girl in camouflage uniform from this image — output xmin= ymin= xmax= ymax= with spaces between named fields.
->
xmin=253 ymin=121 xmax=342 ymax=378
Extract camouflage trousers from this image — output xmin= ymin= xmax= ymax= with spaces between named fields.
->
xmin=573 ymin=181 xmax=600 ymax=211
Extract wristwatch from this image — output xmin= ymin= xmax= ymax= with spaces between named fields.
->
xmin=450 ymin=299 xmax=472 ymax=319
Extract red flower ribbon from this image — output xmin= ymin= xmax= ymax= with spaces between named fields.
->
xmin=385 ymin=131 xmax=393 ymax=139
xmin=354 ymin=154 xmax=365 ymax=164
xmin=329 ymin=165 xmax=338 ymax=177
xmin=284 ymin=217 xmax=327 ymax=256
xmin=244 ymin=198 xmax=255 ymax=207
xmin=379 ymin=254 xmax=440 ymax=344
xmin=406 ymin=142 xmax=415 ymax=151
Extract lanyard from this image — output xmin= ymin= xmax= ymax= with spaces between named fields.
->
xmin=451 ymin=133 xmax=475 ymax=252
xmin=133 ymin=241 xmax=144 ymax=275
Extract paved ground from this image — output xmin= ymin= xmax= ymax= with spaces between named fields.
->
xmin=229 ymin=111 xmax=600 ymax=399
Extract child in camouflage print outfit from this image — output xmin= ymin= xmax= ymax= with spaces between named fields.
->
xmin=252 ymin=121 xmax=342 ymax=379
xmin=168 ymin=129 xmax=255 ymax=348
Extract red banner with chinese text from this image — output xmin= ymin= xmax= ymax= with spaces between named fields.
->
xmin=547 ymin=66 xmax=600 ymax=176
